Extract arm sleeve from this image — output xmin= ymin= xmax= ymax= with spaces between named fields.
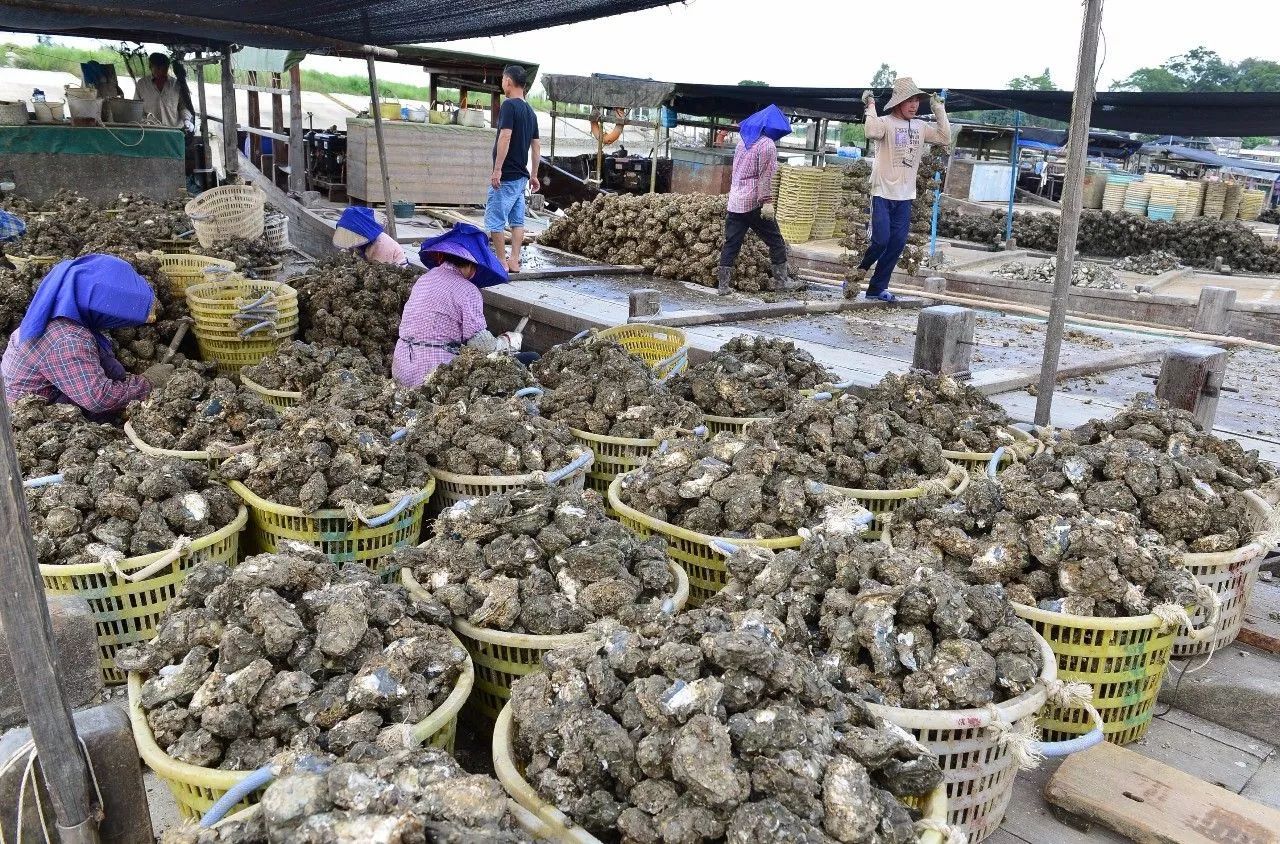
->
xmin=758 ymin=140 xmax=778 ymax=205
xmin=459 ymin=288 xmax=488 ymax=342
xmin=863 ymin=101 xmax=888 ymax=140
xmin=465 ymin=330 xmax=498 ymax=352
xmin=923 ymin=102 xmax=951 ymax=146
xmin=41 ymin=332 xmax=151 ymax=414
xmin=529 ymin=102 xmax=540 ymax=139
xmin=497 ymin=100 xmax=516 ymax=130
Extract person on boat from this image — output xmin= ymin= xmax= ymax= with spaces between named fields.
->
xmin=332 ymin=206 xmax=408 ymax=266
xmin=392 ymin=223 xmax=529 ymax=387
xmin=718 ymin=104 xmax=797 ymax=295
xmin=2 ymin=254 xmax=173 ymax=417
xmin=847 ymin=77 xmax=951 ymax=302
xmin=134 ymin=52 xmax=190 ymax=129
xmin=487 ymin=64 xmax=540 ymax=274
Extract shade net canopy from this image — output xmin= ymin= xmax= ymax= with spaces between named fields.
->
xmin=0 ymin=0 xmax=684 ymax=50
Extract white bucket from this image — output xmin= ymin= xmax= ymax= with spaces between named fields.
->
xmin=106 ymin=99 xmax=144 ymax=123
xmin=67 ymin=97 xmax=103 ymax=124
xmin=64 ymin=85 xmax=97 ymax=100
xmin=32 ymin=101 xmax=64 ymax=123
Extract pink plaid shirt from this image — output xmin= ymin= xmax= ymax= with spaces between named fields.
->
xmin=391 ymin=264 xmax=487 ymax=387
xmin=727 ymin=136 xmax=778 ymax=214
xmin=2 ymin=319 xmax=150 ymax=415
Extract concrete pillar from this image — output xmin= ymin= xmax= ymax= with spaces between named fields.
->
xmin=1156 ymin=344 xmax=1228 ymax=430
xmin=0 ymin=595 xmax=102 ymax=729
xmin=923 ymin=276 xmax=947 ymax=294
xmin=1193 ymin=286 xmax=1236 ymax=335
xmin=0 ymin=705 xmax=153 ymax=843
xmin=629 ymin=289 xmax=661 ymax=319
xmin=913 ymin=305 xmax=976 ymax=377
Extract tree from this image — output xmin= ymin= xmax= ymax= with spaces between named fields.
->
xmin=840 ymin=123 xmax=866 ymax=147
xmin=738 ymin=79 xmax=768 ymax=87
xmin=1111 ymin=47 xmax=1280 ymax=92
xmin=1008 ymin=68 xmax=1054 ymax=90
xmin=870 ymin=63 xmax=896 ymax=88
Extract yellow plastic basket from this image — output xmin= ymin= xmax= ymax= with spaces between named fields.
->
xmin=702 ymin=412 xmax=771 ymax=436
xmin=152 ymin=252 xmax=236 ymax=297
xmin=607 ymin=475 xmax=803 ymax=606
xmin=124 ymin=420 xmax=254 ymax=470
xmin=492 ymin=703 xmax=949 ymax=844
xmin=941 ymin=427 xmax=1045 ymax=474
xmin=778 ymin=219 xmax=814 ymax=244
xmin=428 ymin=455 xmax=593 ymax=513
xmin=227 ymin=479 xmax=432 ymax=579
xmin=568 ymin=429 xmax=660 ymax=498
xmin=186 ymin=278 xmax=299 ymax=375
xmin=867 ymin=635 xmax=1059 ymax=843
xmin=1173 ymin=490 xmax=1274 ymax=658
xmin=403 ymin=561 xmax=689 ymax=721
xmin=126 ymin=630 xmax=473 ymax=821
xmin=40 ymin=507 xmax=246 ymax=685
xmin=185 ymin=184 xmax=266 ymax=247
xmin=239 ymin=372 xmax=301 ymax=411
xmin=1012 ymin=603 xmax=1177 ymax=746
xmin=826 ymin=462 xmax=970 ymax=532
xmin=7 ymin=254 xmax=58 ymax=273
xmin=594 ymin=323 xmax=688 ymax=377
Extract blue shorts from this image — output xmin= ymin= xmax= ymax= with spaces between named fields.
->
xmin=485 ymin=177 xmax=528 ymax=233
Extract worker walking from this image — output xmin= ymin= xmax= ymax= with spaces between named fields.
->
xmin=487 ymin=64 xmax=540 ymax=274
xmin=134 ymin=52 xmax=191 ymax=129
xmin=718 ymin=104 xmax=796 ymax=296
xmin=848 ymin=78 xmax=951 ymax=301
xmin=2 ymin=255 xmax=172 ymax=418
xmin=392 ymin=223 xmax=527 ymax=388
xmin=332 ymin=206 xmax=408 ymax=266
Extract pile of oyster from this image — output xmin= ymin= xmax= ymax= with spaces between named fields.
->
xmin=293 ymin=255 xmax=420 ymax=374
xmin=25 ymin=442 xmax=242 ymax=564
xmin=117 ymin=547 xmax=468 ymax=770
xmin=1112 ymin=250 xmax=1183 ymax=275
xmin=219 ymin=399 xmax=432 ymax=512
xmin=616 ymin=433 xmax=849 ymax=538
xmin=109 ymin=253 xmax=201 ymax=373
xmin=747 ymin=394 xmax=952 ymax=490
xmin=421 ymin=347 xmax=535 ymax=405
xmin=11 ymin=396 xmax=127 ymax=478
xmin=296 ymin=367 xmax=431 ymax=434
xmin=510 ymin=607 xmax=944 ymax=843
xmin=395 ymin=486 xmax=677 ymax=635
xmin=414 ymin=396 xmax=584 ymax=477
xmin=992 ymin=258 xmax=1125 ymax=290
xmin=541 ymin=193 xmax=774 ymax=292
xmin=709 ymin=524 xmax=1046 ymax=709
xmin=532 ymin=338 xmax=704 ymax=437
xmin=0 ymin=262 xmax=46 ymax=356
xmin=860 ymin=372 xmax=1015 ymax=454
xmin=668 ymin=336 xmax=836 ymax=418
xmin=127 ymin=368 xmax=279 ymax=452
xmin=240 ymin=341 xmax=375 ymax=393
xmin=837 ymin=159 xmax=873 ymax=268
xmin=191 ymin=237 xmax=288 ymax=277
xmin=890 ymin=478 xmax=1206 ymax=618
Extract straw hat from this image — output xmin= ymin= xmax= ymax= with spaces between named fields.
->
xmin=884 ymin=77 xmax=928 ymax=111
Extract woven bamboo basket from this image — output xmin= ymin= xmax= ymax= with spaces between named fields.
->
xmin=185 ymin=185 xmax=266 ymax=247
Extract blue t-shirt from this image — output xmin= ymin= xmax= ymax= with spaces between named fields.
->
xmin=493 ymin=98 xmax=539 ymax=182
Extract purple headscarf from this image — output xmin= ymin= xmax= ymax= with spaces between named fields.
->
xmin=20 ymin=254 xmax=154 ymax=355
xmin=739 ymin=105 xmax=792 ymax=148
xmin=418 ymin=223 xmax=509 ymax=289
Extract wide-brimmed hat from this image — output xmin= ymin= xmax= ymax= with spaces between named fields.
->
xmin=884 ymin=77 xmax=929 ymax=111
xmin=418 ymin=222 xmax=509 ymax=289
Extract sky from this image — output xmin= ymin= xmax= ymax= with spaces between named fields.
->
xmin=2 ymin=0 xmax=1275 ymax=92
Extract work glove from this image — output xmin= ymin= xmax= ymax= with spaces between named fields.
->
xmin=497 ymin=331 xmax=524 ymax=352
xmin=760 ymin=202 xmax=776 ymax=220
xmin=930 ymin=93 xmax=945 ymax=110
xmin=862 ymin=90 xmax=875 ymax=105
xmin=142 ymin=363 xmax=175 ymax=388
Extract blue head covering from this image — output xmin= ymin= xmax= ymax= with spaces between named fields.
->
xmin=739 ymin=105 xmax=792 ymax=148
xmin=20 ymin=254 xmax=155 ymax=355
xmin=336 ymin=206 xmax=384 ymax=245
xmin=418 ymin=223 xmax=509 ymax=289
xmin=0 ymin=210 xmax=26 ymax=243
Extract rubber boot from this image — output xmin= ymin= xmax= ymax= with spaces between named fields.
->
xmin=843 ymin=266 xmax=867 ymax=299
xmin=716 ymin=265 xmax=733 ymax=296
xmin=772 ymin=262 xmax=802 ymax=292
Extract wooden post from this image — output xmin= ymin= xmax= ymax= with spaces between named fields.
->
xmin=288 ymin=65 xmax=304 ymax=194
xmin=650 ymin=112 xmax=661 ymax=194
xmin=1034 ymin=0 xmax=1104 ymax=426
xmin=0 ymin=389 xmax=100 ymax=843
xmin=629 ymin=289 xmax=661 ymax=318
xmin=459 ymin=87 xmax=469 ymax=110
xmin=1193 ymin=286 xmax=1236 ymax=335
xmin=490 ymin=91 xmax=500 ymax=130
xmin=912 ymin=305 xmax=976 ymax=377
xmin=246 ymin=70 xmax=261 ymax=164
xmin=595 ymin=108 xmax=605 ymax=182
xmin=195 ymin=51 xmax=210 ymax=172
xmin=1156 ymin=344 xmax=1228 ymax=429
xmin=270 ymin=71 xmax=284 ymax=187
xmin=428 ymin=75 xmax=438 ymax=109
xmin=220 ymin=50 xmax=238 ymax=183
xmin=366 ymin=54 xmax=397 ymax=240
xmin=549 ymin=101 xmax=557 ymax=159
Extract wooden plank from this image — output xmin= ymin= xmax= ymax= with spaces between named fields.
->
xmin=513 ymin=265 xmax=646 ymax=280
xmin=234 ymin=83 xmax=292 ymax=95
xmin=1240 ymin=581 xmax=1280 ymax=655
xmin=1044 ymin=742 xmax=1280 ymax=844
xmin=971 ymin=341 xmax=1170 ymax=395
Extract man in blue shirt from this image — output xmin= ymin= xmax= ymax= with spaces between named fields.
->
xmin=487 ymin=65 xmax=541 ymax=273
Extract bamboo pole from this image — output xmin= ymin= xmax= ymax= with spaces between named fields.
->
xmin=219 ymin=49 xmax=237 ymax=183
xmin=366 ymin=54 xmax=398 ymax=239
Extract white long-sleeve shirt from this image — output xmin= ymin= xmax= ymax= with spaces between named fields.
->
xmin=134 ymin=75 xmax=187 ymax=127
xmin=864 ymin=100 xmax=951 ymax=201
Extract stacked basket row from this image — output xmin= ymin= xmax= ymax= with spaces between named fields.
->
xmin=185 ymin=277 xmax=298 ymax=376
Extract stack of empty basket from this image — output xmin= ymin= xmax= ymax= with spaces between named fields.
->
xmin=1145 ymin=176 xmax=1179 ymax=221
xmin=1202 ymin=182 xmax=1228 ymax=219
xmin=1102 ymin=172 xmax=1134 ymax=212
xmin=186 ymin=277 xmax=299 ymax=377
xmin=1222 ymin=183 xmax=1244 ymax=221
xmin=1239 ymin=188 xmax=1266 ymax=221
xmin=1123 ymin=177 xmax=1153 ymax=216
xmin=776 ymin=167 xmax=824 ymax=243
xmin=809 ymin=168 xmax=844 ymax=240
xmin=1174 ymin=180 xmax=1206 ymax=221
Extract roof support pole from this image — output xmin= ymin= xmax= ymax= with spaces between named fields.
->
xmin=220 ymin=49 xmax=238 ymax=183
xmin=650 ymin=111 xmax=661 ymax=194
xmin=367 ymin=54 xmax=398 ymax=239
xmin=549 ymin=100 xmax=557 ymax=159
xmin=0 ymin=388 xmax=100 ymax=844
xmin=1034 ymin=0 xmax=1104 ymax=426
xmin=1005 ymin=109 xmax=1020 ymax=243
xmin=195 ymin=50 xmax=211 ymax=173
xmin=288 ymin=65 xmax=304 ymax=194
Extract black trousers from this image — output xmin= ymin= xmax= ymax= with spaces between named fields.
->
xmin=720 ymin=208 xmax=788 ymax=268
